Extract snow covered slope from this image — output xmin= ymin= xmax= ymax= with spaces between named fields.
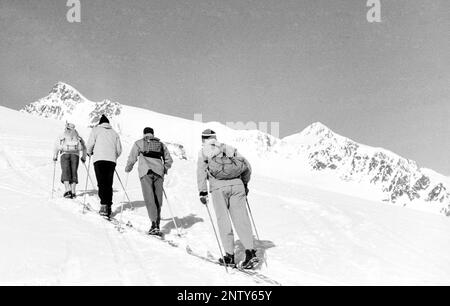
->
xmin=1 ymin=105 xmax=450 ymax=285
xmin=21 ymin=82 xmax=450 ymax=216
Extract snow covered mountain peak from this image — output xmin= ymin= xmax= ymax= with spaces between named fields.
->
xmin=300 ymin=121 xmax=333 ymax=137
xmin=21 ymin=81 xmax=88 ymax=120
xmin=277 ymin=122 xmax=450 ymax=215
xmin=21 ymin=82 xmax=122 ymax=129
xmin=50 ymin=81 xmax=85 ymax=100
xmin=282 ymin=122 xmax=340 ymax=147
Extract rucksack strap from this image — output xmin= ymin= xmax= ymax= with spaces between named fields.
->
xmin=60 ymin=136 xmax=81 ymax=151
xmin=139 ymin=139 xmax=165 ymax=161
xmin=211 ymin=144 xmax=232 ymax=158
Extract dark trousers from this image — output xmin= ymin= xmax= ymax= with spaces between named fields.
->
xmin=60 ymin=154 xmax=79 ymax=184
xmin=94 ymin=161 xmax=116 ymax=206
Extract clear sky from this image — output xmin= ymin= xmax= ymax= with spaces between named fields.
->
xmin=1 ymin=0 xmax=449 ymax=173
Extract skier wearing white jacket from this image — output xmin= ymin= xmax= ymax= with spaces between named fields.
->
xmin=197 ymin=129 xmax=258 ymax=269
xmin=86 ymin=115 xmax=122 ymax=218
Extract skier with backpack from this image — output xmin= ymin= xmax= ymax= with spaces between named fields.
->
xmin=53 ymin=122 xmax=87 ymax=199
xmin=86 ymin=115 xmax=122 ymax=218
xmin=197 ymin=129 xmax=259 ymax=269
xmin=125 ymin=127 xmax=173 ymax=236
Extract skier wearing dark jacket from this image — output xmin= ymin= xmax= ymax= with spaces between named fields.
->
xmin=197 ymin=129 xmax=258 ymax=269
xmin=125 ymin=127 xmax=173 ymax=235
xmin=86 ymin=115 xmax=122 ymax=218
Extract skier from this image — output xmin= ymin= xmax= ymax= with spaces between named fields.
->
xmin=197 ymin=129 xmax=258 ymax=269
xmin=125 ymin=127 xmax=173 ymax=236
xmin=86 ymin=115 xmax=122 ymax=218
xmin=53 ymin=122 xmax=87 ymax=198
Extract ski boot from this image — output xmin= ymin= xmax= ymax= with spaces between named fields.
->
xmin=63 ymin=191 xmax=72 ymax=199
xmin=241 ymin=249 xmax=259 ymax=269
xmin=148 ymin=221 xmax=162 ymax=237
xmin=99 ymin=205 xmax=110 ymax=218
xmin=219 ymin=253 xmax=236 ymax=267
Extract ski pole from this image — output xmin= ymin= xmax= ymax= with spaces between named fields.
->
xmin=83 ymin=162 xmax=96 ymax=191
xmin=162 ymin=187 xmax=181 ymax=237
xmin=115 ymin=170 xmax=133 ymax=210
xmin=117 ymin=173 xmax=129 ymax=233
xmin=82 ymin=156 xmax=91 ymax=214
xmin=51 ymin=160 xmax=56 ymax=199
xmin=205 ymin=199 xmax=228 ymax=273
xmin=245 ymin=197 xmax=268 ymax=267
xmin=245 ymin=198 xmax=261 ymax=241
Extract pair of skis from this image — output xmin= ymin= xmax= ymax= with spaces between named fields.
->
xmin=185 ymin=246 xmax=281 ymax=286
xmin=62 ymin=196 xmax=279 ymax=285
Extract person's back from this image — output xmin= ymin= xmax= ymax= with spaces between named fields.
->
xmin=131 ymin=135 xmax=173 ymax=179
xmin=197 ymin=138 xmax=251 ymax=193
xmin=196 ymin=129 xmax=258 ymax=269
xmin=53 ymin=123 xmax=87 ymax=199
xmin=125 ymin=127 xmax=173 ymax=235
xmin=56 ymin=129 xmax=85 ymax=156
xmin=86 ymin=115 xmax=122 ymax=218
xmin=87 ymin=122 xmax=122 ymax=164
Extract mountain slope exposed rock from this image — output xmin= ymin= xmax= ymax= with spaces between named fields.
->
xmin=21 ymin=82 xmax=122 ymax=129
xmin=277 ymin=122 xmax=450 ymax=215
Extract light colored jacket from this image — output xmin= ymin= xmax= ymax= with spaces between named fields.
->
xmin=86 ymin=123 xmax=122 ymax=164
xmin=197 ymin=139 xmax=252 ymax=193
xmin=125 ymin=136 xmax=173 ymax=179
xmin=53 ymin=134 xmax=87 ymax=160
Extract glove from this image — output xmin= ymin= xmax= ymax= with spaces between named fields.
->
xmin=199 ymin=191 xmax=208 ymax=205
xmin=81 ymin=157 xmax=86 ymax=163
xmin=53 ymin=157 xmax=58 ymax=162
xmin=244 ymin=184 xmax=249 ymax=196
xmin=125 ymin=165 xmax=132 ymax=173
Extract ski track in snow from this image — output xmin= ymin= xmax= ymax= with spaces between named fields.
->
xmin=0 ymin=133 xmax=258 ymax=285
xmin=1 ymin=108 xmax=450 ymax=285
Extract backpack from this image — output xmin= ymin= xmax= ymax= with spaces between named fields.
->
xmin=206 ymin=144 xmax=247 ymax=180
xmin=140 ymin=136 xmax=165 ymax=160
xmin=60 ymin=136 xmax=81 ymax=152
